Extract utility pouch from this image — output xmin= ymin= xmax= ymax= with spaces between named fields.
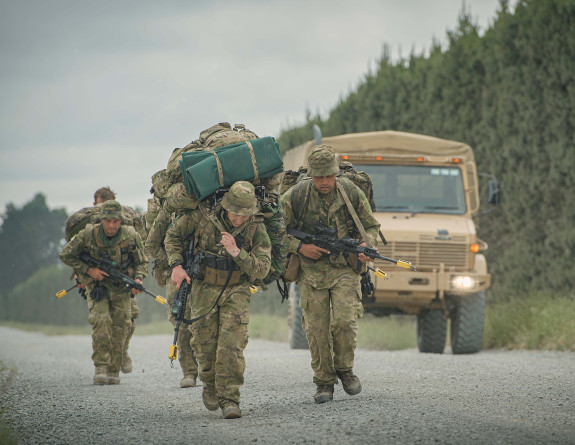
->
xmin=201 ymin=254 xmax=242 ymax=286
xmin=282 ymin=253 xmax=301 ymax=283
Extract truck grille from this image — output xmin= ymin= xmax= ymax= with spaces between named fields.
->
xmin=377 ymin=241 xmax=469 ymax=270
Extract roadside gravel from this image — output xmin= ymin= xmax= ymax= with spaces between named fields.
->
xmin=1 ymin=327 xmax=574 ymax=444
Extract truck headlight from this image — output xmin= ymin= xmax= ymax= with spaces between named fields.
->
xmin=451 ymin=275 xmax=476 ymax=290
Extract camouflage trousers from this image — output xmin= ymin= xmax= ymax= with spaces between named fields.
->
xmin=166 ymin=281 xmax=198 ymax=377
xmin=87 ymin=289 xmax=132 ymax=372
xmin=123 ymin=298 xmax=139 ymax=355
xmin=299 ymin=272 xmax=363 ymax=385
xmin=189 ymin=281 xmax=250 ymax=405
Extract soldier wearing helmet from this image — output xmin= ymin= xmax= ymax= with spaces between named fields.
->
xmin=165 ymin=181 xmax=271 ymax=419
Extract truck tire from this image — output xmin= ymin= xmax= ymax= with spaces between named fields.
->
xmin=450 ymin=290 xmax=485 ymax=354
xmin=417 ymin=310 xmax=447 ymax=354
xmin=288 ymin=283 xmax=309 ymax=350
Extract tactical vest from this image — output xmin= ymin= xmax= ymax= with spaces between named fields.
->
xmin=193 ymin=205 xmax=260 ymax=286
xmin=286 ymin=177 xmax=364 ymax=239
xmin=79 ymin=223 xmax=140 ymax=289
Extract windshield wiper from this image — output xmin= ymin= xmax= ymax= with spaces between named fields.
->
xmin=423 ymin=206 xmax=461 ymax=210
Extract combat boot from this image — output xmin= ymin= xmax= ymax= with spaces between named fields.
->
xmin=93 ymin=365 xmax=108 ymax=385
xmin=221 ymin=401 xmax=242 ymax=419
xmin=180 ymin=374 xmax=197 ymax=388
xmin=336 ymin=370 xmax=362 ymax=395
xmin=121 ymin=353 xmax=133 ymax=374
xmin=107 ymin=371 xmax=121 ymax=385
xmin=314 ymin=384 xmax=334 ymax=404
xmin=202 ymin=384 xmax=219 ymax=411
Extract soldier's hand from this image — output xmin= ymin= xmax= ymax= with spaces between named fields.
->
xmin=87 ymin=267 xmax=109 ymax=281
xmin=132 ymin=279 xmax=143 ymax=296
xmin=171 ymin=265 xmax=191 ymax=290
xmin=358 ymin=242 xmax=372 ymax=263
xmin=221 ymin=231 xmax=240 ymax=257
xmin=299 ymin=243 xmax=330 ymax=260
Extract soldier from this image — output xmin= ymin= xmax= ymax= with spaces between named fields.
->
xmin=165 ymin=181 xmax=271 ymax=419
xmin=280 ymin=145 xmax=381 ymax=404
xmin=60 ymin=200 xmax=149 ymax=385
xmin=65 ymin=186 xmax=144 ymax=374
xmin=145 ymin=206 xmax=199 ymax=388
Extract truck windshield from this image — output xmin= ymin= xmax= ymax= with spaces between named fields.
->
xmin=355 ymin=164 xmax=466 ymax=214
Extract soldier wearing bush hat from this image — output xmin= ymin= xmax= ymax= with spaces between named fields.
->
xmin=165 ymin=180 xmax=271 ymax=419
xmin=60 ymin=199 xmax=148 ymax=386
xmin=280 ymin=144 xmax=381 ymax=405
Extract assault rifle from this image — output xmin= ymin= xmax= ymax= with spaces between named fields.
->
xmin=287 ymin=222 xmax=416 ymax=271
xmin=56 ymin=277 xmax=87 ymax=300
xmin=78 ymin=252 xmax=167 ymax=304
xmin=168 ymin=235 xmax=200 ymax=363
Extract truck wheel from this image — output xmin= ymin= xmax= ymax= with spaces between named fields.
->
xmin=417 ymin=310 xmax=447 ymax=353
xmin=288 ymin=283 xmax=309 ymax=350
xmin=450 ymin=290 xmax=485 ymax=354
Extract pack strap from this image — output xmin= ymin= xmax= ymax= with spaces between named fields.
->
xmin=245 ymin=140 xmax=259 ymax=182
xmin=207 ymin=148 xmax=225 ymax=187
xmin=337 ymin=182 xmax=372 ymax=248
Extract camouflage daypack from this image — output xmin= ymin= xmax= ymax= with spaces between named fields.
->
xmin=65 ymin=205 xmax=145 ymax=242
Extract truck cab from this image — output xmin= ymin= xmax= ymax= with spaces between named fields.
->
xmin=283 ymin=130 xmax=500 ymax=354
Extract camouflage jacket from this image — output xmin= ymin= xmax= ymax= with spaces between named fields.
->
xmin=65 ymin=203 xmax=146 ymax=242
xmin=164 ymin=203 xmax=271 ymax=283
xmin=280 ymin=177 xmax=380 ymax=289
xmin=60 ymin=223 xmax=149 ymax=293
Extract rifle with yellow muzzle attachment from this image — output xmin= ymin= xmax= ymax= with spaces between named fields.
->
xmin=286 ymin=222 xmax=416 ymax=271
xmin=77 ymin=252 xmax=166 ymax=304
xmin=56 ymin=277 xmax=87 ymax=300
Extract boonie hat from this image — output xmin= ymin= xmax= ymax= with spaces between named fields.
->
xmin=221 ymin=181 xmax=258 ymax=216
xmin=307 ymin=144 xmax=339 ymax=177
xmin=100 ymin=200 xmax=123 ymax=220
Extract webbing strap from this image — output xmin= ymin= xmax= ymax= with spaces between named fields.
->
xmin=245 ymin=140 xmax=259 ymax=182
xmin=337 ymin=182 xmax=371 ymax=248
xmin=207 ymin=148 xmax=225 ymax=187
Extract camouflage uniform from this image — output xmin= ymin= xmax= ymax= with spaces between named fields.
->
xmin=59 ymin=201 xmax=148 ymax=384
xmin=281 ymin=145 xmax=380 ymax=398
xmin=65 ymin=201 xmax=145 ymax=374
xmin=145 ymin=207 xmax=199 ymax=385
xmin=165 ymin=182 xmax=271 ymax=418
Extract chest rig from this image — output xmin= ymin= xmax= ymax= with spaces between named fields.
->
xmin=192 ymin=205 xmax=258 ymax=286
xmin=85 ymin=224 xmax=138 ymax=286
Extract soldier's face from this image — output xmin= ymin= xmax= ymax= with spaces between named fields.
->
xmin=227 ymin=212 xmax=250 ymax=227
xmin=312 ymin=174 xmax=337 ymax=195
xmin=102 ymin=218 xmax=122 ymax=237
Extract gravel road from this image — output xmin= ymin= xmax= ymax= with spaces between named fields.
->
xmin=0 ymin=326 xmax=574 ymax=444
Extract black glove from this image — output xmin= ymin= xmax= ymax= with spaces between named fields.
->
xmin=360 ymin=272 xmax=374 ymax=298
xmin=90 ymin=285 xmax=107 ymax=301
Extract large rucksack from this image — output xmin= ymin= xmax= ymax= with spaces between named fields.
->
xmin=146 ymin=122 xmax=287 ymax=287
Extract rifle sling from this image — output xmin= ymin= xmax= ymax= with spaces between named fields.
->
xmin=181 ymin=267 xmax=233 ymax=325
xmin=336 ymin=182 xmax=372 ymax=248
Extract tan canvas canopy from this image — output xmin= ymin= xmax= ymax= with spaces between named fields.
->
xmin=288 ymin=130 xmax=475 ymax=165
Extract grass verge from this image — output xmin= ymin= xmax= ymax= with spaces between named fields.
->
xmin=484 ymin=292 xmax=575 ymax=351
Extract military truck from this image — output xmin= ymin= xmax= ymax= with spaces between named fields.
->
xmin=283 ymin=130 xmax=501 ymax=354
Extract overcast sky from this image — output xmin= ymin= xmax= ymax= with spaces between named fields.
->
xmin=0 ymin=0 xmax=507 ymax=215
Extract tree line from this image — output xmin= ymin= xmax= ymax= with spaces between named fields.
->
xmin=278 ymin=0 xmax=575 ymax=299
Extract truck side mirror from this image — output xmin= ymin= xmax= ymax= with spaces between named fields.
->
xmin=487 ymin=180 xmax=501 ymax=205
